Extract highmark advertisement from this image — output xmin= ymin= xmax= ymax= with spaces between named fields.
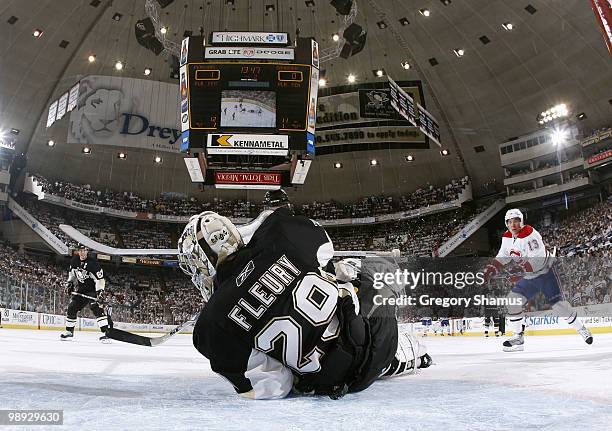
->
xmin=67 ymin=75 xmax=182 ymax=153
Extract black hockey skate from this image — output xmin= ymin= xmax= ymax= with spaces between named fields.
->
xmin=99 ymin=334 xmax=112 ymax=344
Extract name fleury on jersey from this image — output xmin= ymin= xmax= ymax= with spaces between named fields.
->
xmin=229 ymin=254 xmax=301 ymax=331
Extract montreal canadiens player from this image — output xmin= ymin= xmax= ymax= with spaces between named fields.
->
xmin=484 ymin=209 xmax=593 ymax=351
xmin=177 ymin=204 xmax=431 ymax=399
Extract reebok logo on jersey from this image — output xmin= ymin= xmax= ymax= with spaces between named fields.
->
xmin=236 ymin=260 xmax=255 ymax=287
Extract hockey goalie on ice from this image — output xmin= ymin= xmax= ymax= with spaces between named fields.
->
xmin=176 ymin=199 xmax=432 ymax=400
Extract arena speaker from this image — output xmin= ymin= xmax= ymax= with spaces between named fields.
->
xmin=343 ymin=23 xmax=362 ymax=43
xmin=330 ymin=0 xmax=353 ymax=15
xmin=135 ymin=18 xmax=164 ymax=55
xmin=348 ymin=32 xmax=367 ymax=56
xmin=340 ymin=23 xmax=367 ymax=58
xmin=339 ymin=42 xmax=352 ymax=59
xmin=156 ymin=0 xmax=175 ymax=8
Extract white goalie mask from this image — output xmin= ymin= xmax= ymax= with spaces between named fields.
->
xmin=178 ymin=211 xmax=244 ymax=300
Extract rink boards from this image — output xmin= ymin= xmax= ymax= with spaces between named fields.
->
xmin=407 ymin=316 xmax=612 ymax=337
xmin=3 ymin=307 xmax=612 ymax=337
xmin=0 ymin=308 xmax=192 ymax=334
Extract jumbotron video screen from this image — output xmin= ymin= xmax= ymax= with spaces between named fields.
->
xmin=187 ymin=63 xmax=312 ymax=132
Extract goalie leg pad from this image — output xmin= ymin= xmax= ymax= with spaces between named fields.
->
xmin=379 ymin=331 xmax=430 ymax=378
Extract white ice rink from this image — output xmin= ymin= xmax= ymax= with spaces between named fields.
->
xmin=1 ymin=329 xmax=611 ymax=431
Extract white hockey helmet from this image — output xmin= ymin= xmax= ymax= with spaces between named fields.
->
xmin=504 ymin=208 xmax=524 ymax=227
xmin=178 ymin=211 xmax=244 ymax=300
xmin=334 ymin=258 xmax=362 ymax=283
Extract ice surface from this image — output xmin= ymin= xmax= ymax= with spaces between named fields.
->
xmin=1 ymin=329 xmax=611 ymax=431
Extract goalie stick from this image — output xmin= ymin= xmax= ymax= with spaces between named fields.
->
xmin=106 ymin=311 xmax=200 ymax=347
xmin=59 ymin=224 xmax=400 ymax=257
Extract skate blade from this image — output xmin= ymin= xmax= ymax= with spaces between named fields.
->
xmin=60 ymin=338 xmax=73 ymax=341
xmin=503 ymin=345 xmax=524 ymax=352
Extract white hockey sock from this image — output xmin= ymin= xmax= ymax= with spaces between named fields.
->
xmin=507 ymin=316 xmax=524 ymax=335
xmin=96 ymin=316 xmax=109 ymax=330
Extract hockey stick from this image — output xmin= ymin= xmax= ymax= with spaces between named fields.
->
xmin=70 ymin=291 xmax=199 ymax=346
xmin=106 ymin=311 xmax=200 ymax=347
xmin=70 ymin=291 xmax=133 ymax=309
xmin=60 ymin=223 xmax=397 ymax=258
xmin=59 ymin=224 xmax=178 ymax=255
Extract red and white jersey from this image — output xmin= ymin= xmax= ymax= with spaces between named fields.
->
xmin=495 ymin=225 xmax=552 ymax=278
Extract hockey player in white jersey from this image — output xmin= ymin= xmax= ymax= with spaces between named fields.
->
xmin=484 ymin=209 xmax=593 ymax=351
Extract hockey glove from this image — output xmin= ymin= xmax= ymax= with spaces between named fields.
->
xmin=482 ymin=263 xmax=498 ymax=283
xmin=96 ymin=290 xmax=107 ymax=303
xmin=64 ymin=282 xmax=74 ymax=295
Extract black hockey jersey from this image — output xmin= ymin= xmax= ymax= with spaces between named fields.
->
xmin=193 ymin=208 xmax=358 ymax=398
xmin=69 ymin=256 xmax=104 ymax=292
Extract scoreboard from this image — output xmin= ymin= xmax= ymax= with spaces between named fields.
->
xmin=187 ymin=63 xmax=312 ymax=132
xmin=179 ymin=32 xmax=320 ymax=189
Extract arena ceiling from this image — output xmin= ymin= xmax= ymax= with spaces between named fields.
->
xmin=1 ymin=0 xmax=611 ymax=203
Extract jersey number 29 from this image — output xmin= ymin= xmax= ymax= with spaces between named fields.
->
xmin=254 ymin=273 xmax=338 ymax=374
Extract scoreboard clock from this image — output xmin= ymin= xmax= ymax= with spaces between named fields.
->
xmin=179 ymin=32 xmax=319 ymax=189
xmin=187 ymin=62 xmax=312 ymax=132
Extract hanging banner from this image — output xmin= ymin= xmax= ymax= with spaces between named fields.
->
xmin=590 ymin=0 xmax=612 ymax=58
xmin=56 ymin=92 xmax=69 ymax=120
xmin=46 ymin=100 xmax=58 ymax=127
xmin=67 ymin=75 xmax=182 ymax=153
xmin=67 ymin=82 xmax=80 ymax=112
xmin=388 ymin=75 xmax=441 ymax=146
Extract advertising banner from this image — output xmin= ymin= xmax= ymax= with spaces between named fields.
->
xmin=68 ymin=75 xmax=182 ymax=153
xmin=590 ymin=0 xmax=612 ymax=58
xmin=207 ymin=134 xmax=289 ymax=155
xmin=215 ymin=171 xmax=282 ymax=189
xmin=204 ymin=46 xmax=294 ymax=60
xmin=211 ymin=31 xmax=288 ymax=45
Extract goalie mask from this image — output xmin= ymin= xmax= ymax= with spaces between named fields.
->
xmin=178 ymin=211 xmax=244 ymax=300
